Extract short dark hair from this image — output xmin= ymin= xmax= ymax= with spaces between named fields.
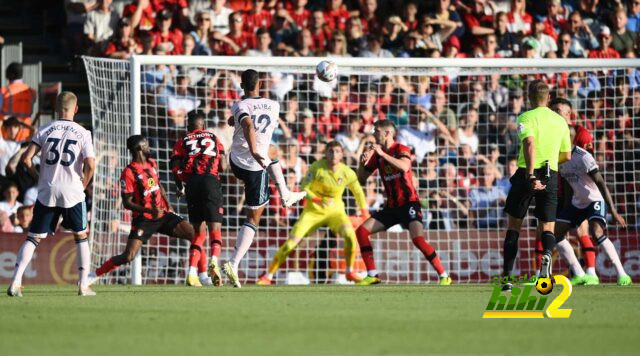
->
xmin=241 ymin=69 xmax=260 ymax=92
xmin=6 ymin=62 xmax=22 ymax=81
xmin=374 ymin=119 xmax=397 ymax=133
xmin=187 ymin=112 xmax=205 ymax=131
xmin=549 ymin=97 xmax=572 ymax=110
xmin=126 ymin=135 xmax=147 ymax=152
xmin=256 ymin=27 xmax=269 ymax=36
xmin=325 ymin=140 xmax=343 ymax=152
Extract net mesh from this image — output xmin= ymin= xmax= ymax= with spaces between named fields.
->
xmin=84 ymin=56 xmax=640 ymax=284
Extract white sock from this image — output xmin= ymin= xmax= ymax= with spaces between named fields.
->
xmin=198 ymin=272 xmax=209 ymax=280
xmin=597 ymin=236 xmax=626 ymax=277
xmin=210 ymin=255 xmax=218 ymax=263
xmin=188 ymin=266 xmax=198 ymax=276
xmin=267 ymin=160 xmax=290 ymax=198
xmin=11 ymin=238 xmax=38 ymax=286
xmin=76 ymin=239 xmax=91 ymax=287
xmin=556 ymin=239 xmax=585 ymax=277
xmin=586 ymin=267 xmax=597 ymax=276
xmin=368 ymin=269 xmax=378 ymax=277
xmin=439 ymin=272 xmax=448 ymax=278
xmin=267 ymin=272 xmax=274 ymax=279
xmin=230 ymin=222 xmax=257 ymax=270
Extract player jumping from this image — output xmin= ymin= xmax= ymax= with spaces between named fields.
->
xmin=171 ymin=113 xmax=226 ymax=287
xmin=7 ymin=92 xmax=96 ymax=297
xmin=88 ymin=135 xmax=194 ymax=284
xmin=356 ymin=120 xmax=451 ymax=285
xmin=555 ymin=125 xmax=631 ymax=286
xmin=257 ymin=141 xmax=370 ymax=285
xmin=223 ymin=69 xmax=306 ymax=288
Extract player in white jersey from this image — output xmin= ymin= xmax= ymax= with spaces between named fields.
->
xmin=7 ymin=92 xmax=96 ymax=297
xmin=222 ymin=69 xmax=306 ymax=288
xmin=555 ymin=126 xmax=631 ymax=286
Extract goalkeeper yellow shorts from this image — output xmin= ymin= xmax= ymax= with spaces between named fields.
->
xmin=291 ymin=205 xmax=353 ymax=239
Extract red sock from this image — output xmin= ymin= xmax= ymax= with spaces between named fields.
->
xmin=412 ymin=236 xmax=445 ymax=275
xmin=535 ymin=238 xmax=543 ymax=270
xmin=96 ymin=257 xmax=119 ymax=277
xmin=210 ymin=229 xmax=222 ymax=258
xmin=355 ymin=226 xmax=376 ymax=272
xmin=579 ymin=235 xmax=596 ymax=268
xmin=189 ymin=232 xmax=206 ymax=269
xmin=198 ymin=251 xmax=208 ymax=273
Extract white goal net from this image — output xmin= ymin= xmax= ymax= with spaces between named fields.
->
xmin=84 ymin=56 xmax=640 ymax=285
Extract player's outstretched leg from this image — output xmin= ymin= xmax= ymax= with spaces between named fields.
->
xmin=187 ymin=230 xmax=207 ymax=287
xmin=267 ymin=160 xmax=306 ymax=208
xmin=555 ymin=237 xmax=588 ymax=286
xmin=208 ymin=226 xmax=223 ymax=287
xmin=595 ymin=233 xmax=631 ymax=286
xmin=88 ymin=239 xmax=142 ymax=286
xmin=7 ymin=236 xmax=39 ymax=297
xmin=355 ymin=219 xmax=385 ymax=285
xmin=225 ymin=221 xmax=259 ymax=288
xmin=341 ymin=226 xmax=362 ymax=283
xmin=408 ymin=221 xmax=451 ymax=285
xmin=75 ymin=236 xmax=96 ymax=296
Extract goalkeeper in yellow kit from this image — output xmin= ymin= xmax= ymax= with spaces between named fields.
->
xmin=257 ymin=141 xmax=370 ymax=285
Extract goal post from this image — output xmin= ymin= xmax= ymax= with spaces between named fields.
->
xmin=85 ymin=55 xmax=640 ymax=285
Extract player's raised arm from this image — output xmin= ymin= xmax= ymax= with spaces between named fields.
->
xmin=20 ymin=142 xmax=41 ymax=180
xmin=588 ymin=168 xmax=626 ymax=227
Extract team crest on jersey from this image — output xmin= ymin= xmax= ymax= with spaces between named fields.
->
xmin=120 ymin=179 xmax=127 ymax=189
xmin=148 ymin=177 xmax=156 ymax=187
xmin=137 ymin=229 xmax=144 ymax=237
xmin=337 ymin=178 xmax=343 ymax=185
xmin=384 ymin=165 xmax=393 ymax=174
xmin=517 ymin=123 xmax=525 ymax=135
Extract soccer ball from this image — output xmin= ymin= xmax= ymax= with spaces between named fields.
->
xmin=316 ymin=60 xmax=337 ymax=82
xmin=536 ymin=277 xmax=553 ymax=295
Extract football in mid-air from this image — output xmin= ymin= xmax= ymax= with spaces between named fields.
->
xmin=536 ymin=277 xmax=553 ymax=295
xmin=316 ymin=60 xmax=337 ymax=82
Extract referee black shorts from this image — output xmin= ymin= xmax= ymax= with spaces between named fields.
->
xmin=504 ymin=168 xmax=558 ymax=222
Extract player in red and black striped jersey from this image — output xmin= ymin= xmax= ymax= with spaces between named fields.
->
xmin=355 ymin=120 xmax=451 ymax=285
xmin=171 ymin=113 xmax=226 ymax=287
xmin=89 ymin=135 xmax=194 ymax=284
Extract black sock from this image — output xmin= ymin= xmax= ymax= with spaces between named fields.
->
xmin=541 ymin=231 xmax=556 ymax=255
xmin=503 ymin=230 xmax=520 ymax=277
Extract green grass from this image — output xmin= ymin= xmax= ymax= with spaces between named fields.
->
xmin=1 ymin=284 xmax=639 ymax=355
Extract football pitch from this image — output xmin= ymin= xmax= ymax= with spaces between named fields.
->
xmin=2 ymin=284 xmax=639 ymax=355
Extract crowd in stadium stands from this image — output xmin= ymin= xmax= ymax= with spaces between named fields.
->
xmin=0 ymin=0 xmax=639 ymax=235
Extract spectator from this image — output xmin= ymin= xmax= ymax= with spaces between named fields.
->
xmin=497 ymin=157 xmax=517 ymax=195
xmin=280 ymin=138 xmax=307 ymax=184
xmin=0 ymin=118 xmax=24 ymax=177
xmin=457 ymin=81 xmax=495 ymax=118
xmin=588 ymin=26 xmax=621 ymax=58
xmin=310 ymin=10 xmax=331 ymax=52
xmin=152 ymin=9 xmax=184 ymax=55
xmin=397 ymin=30 xmax=421 ymax=57
xmin=243 ymin=0 xmax=273 ymax=34
xmin=408 ymin=76 xmax=431 ymax=110
xmin=167 ymin=75 xmax=200 ymax=127
xmin=316 ymin=98 xmax=340 ymax=139
xmin=359 ymin=33 xmax=393 ymax=58
xmin=293 ymin=27 xmax=316 ymax=56
xmin=324 ymin=0 xmax=350 ymax=32
xmin=478 ymin=143 xmax=504 ymax=178
xmin=84 ymin=0 xmax=119 ymax=50
xmin=205 ymin=0 xmax=234 ymax=34
xmin=247 ymin=28 xmax=272 ymax=56
xmin=397 ymin=109 xmax=437 ymax=163
xmin=359 ymin=90 xmax=383 ymax=131
xmin=0 ymin=182 xmax=22 ymax=217
xmin=386 ymin=88 xmax=409 ymax=126
xmin=542 ymin=0 xmax=568 ymax=40
xmin=13 ymin=205 xmax=32 ymax=233
xmin=507 ymin=0 xmax=533 ymax=35
xmin=628 ymin=0 xmax=640 ymax=33
xmin=0 ymin=211 xmax=13 ymax=232
xmin=123 ymin=0 xmax=155 ymax=32
xmin=184 ymin=34 xmax=197 ymax=56
xmin=0 ymin=63 xmax=36 ymax=142
xmin=439 ymin=162 xmax=470 ymax=227
xmin=335 ymin=115 xmax=362 ymax=165
xmin=418 ymin=15 xmax=457 ymax=52
xmin=612 ymin=7 xmax=637 ymax=55
xmin=65 ymin=0 xmax=97 ymax=55
xmin=104 ymin=17 xmax=142 ymax=59
xmin=419 ymin=152 xmax=439 ymax=189
xmin=190 ymin=11 xmax=213 ymax=55
xmin=430 ymin=0 xmax=465 ymax=39
xmin=523 ymin=17 xmax=558 ymax=58
xmin=271 ymin=11 xmax=299 ymax=55
xmin=462 ymin=0 xmax=497 ymax=50
xmin=326 ymin=30 xmax=350 ymax=57
xmin=220 ymin=11 xmax=255 ymax=54
xmin=457 ymin=108 xmax=480 ymax=153
xmin=577 ymin=0 xmax=603 ymax=33
xmin=382 ymin=16 xmax=406 ymax=55
xmin=402 ymin=1 xmax=419 ymax=31
xmin=289 ymin=0 xmax=311 ymax=29
xmin=359 ymin=0 xmax=380 ymax=34
xmin=497 ymin=87 xmax=524 ymax=157
xmin=429 ymin=89 xmax=457 ymax=138
xmin=567 ymin=11 xmax=599 ymax=57
xmin=556 ymin=31 xmax=578 ymax=58
xmin=495 ymin=11 xmax=519 ymax=57
xmin=469 ymin=165 xmax=506 ymax=228
xmin=297 ymin=108 xmax=317 ymax=158
xmin=486 ymin=73 xmax=508 ymax=109
xmin=480 ymin=34 xmax=500 ymax=58
xmin=365 ymin=176 xmax=385 ymax=212
xmin=346 ymin=16 xmax=367 ymax=56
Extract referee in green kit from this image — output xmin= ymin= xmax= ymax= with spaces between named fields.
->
xmin=501 ymin=80 xmax=572 ymax=290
